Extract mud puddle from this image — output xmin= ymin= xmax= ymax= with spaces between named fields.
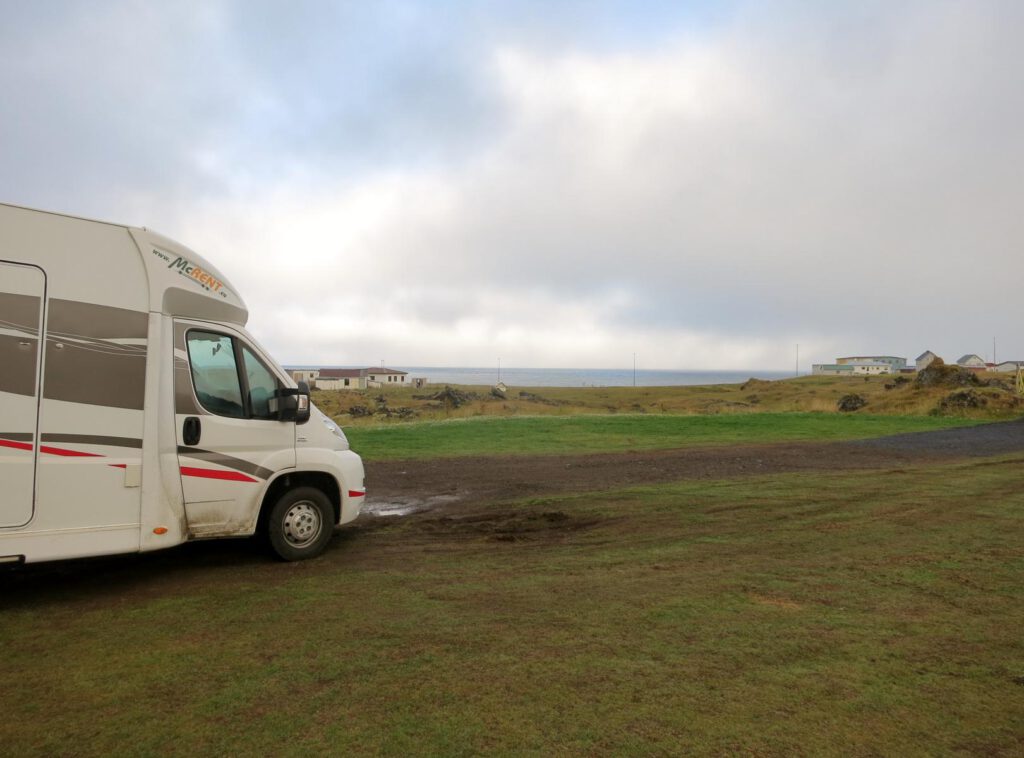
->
xmin=362 ymin=494 xmax=461 ymax=518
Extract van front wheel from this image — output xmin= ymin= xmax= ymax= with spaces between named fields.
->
xmin=266 ymin=487 xmax=334 ymax=561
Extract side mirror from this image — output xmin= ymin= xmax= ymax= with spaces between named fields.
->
xmin=269 ymin=381 xmax=311 ymax=423
xmin=295 ymin=380 xmax=311 ymax=423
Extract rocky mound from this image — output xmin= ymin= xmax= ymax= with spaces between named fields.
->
xmin=837 ymin=394 xmax=867 ymax=412
xmin=915 ymin=358 xmax=981 ymax=389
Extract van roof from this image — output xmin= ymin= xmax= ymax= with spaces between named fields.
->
xmin=0 ymin=200 xmax=139 ymax=230
xmin=1 ymin=201 xmax=249 ymax=326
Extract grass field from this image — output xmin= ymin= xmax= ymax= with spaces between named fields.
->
xmin=345 ymin=411 xmax=981 ymax=461
xmin=2 ymin=453 xmax=1022 ymax=754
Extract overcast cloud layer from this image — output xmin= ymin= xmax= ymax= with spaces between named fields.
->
xmin=2 ymin=1 xmax=1022 ymax=369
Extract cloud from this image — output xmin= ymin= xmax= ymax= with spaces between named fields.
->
xmin=3 ymin=2 xmax=1022 ymax=368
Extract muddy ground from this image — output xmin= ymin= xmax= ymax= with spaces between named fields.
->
xmin=3 ymin=418 xmax=1023 ymax=592
xmin=364 ymin=417 xmax=1024 ymax=516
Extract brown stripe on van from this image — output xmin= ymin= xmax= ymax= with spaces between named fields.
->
xmin=0 ymin=292 xmax=42 ymax=397
xmin=47 ymin=298 xmax=148 ymax=339
xmin=42 ymin=338 xmax=146 ymax=410
xmin=177 ymin=446 xmax=273 ymax=480
xmin=40 ymin=433 xmax=142 ymax=449
xmin=32 ymin=299 xmax=149 ymax=410
xmin=0 ymin=334 xmax=40 ymax=396
xmin=0 ymin=292 xmax=43 ymax=333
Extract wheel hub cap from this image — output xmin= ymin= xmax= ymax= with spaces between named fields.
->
xmin=283 ymin=501 xmax=322 ymax=547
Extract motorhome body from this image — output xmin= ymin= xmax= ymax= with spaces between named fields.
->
xmin=0 ymin=202 xmax=364 ymax=563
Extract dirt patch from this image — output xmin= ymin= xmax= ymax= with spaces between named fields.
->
xmin=365 ymin=419 xmax=1024 ymax=514
xmin=416 ymin=509 xmax=603 ymax=543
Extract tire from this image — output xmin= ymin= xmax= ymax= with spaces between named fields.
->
xmin=266 ymin=487 xmax=335 ymax=561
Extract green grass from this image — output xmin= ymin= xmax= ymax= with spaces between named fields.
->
xmin=2 ymin=455 xmax=1022 ymax=755
xmin=345 ymin=411 xmax=982 ymax=461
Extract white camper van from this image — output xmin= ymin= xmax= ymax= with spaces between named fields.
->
xmin=0 ymin=202 xmax=365 ymax=564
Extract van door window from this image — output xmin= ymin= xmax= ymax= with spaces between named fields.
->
xmin=186 ymin=331 xmax=245 ymax=418
xmin=242 ymin=346 xmax=280 ymax=420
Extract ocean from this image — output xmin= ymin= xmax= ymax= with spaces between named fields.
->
xmin=294 ymin=366 xmax=793 ymax=388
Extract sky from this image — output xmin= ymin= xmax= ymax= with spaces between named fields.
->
xmin=2 ymin=1 xmax=1022 ymax=370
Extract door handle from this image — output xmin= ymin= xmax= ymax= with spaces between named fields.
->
xmin=183 ymin=416 xmax=201 ymax=446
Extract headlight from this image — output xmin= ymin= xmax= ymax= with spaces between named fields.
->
xmin=322 ymin=416 xmax=348 ymax=443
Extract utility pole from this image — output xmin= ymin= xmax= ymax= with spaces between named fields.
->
xmin=993 ymin=337 xmax=997 ymax=365
xmin=633 ymin=353 xmax=636 ymax=387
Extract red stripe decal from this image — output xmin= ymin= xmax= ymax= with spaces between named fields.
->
xmin=180 ymin=466 xmax=257 ymax=483
xmin=0 ymin=439 xmax=33 ymax=452
xmin=348 ymin=490 xmax=365 ymax=497
xmin=3 ymin=439 xmax=107 ymax=459
xmin=2 ymin=438 xmax=131 ymax=471
xmin=39 ymin=444 xmax=103 ymax=458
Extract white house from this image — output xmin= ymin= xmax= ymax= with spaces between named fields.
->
xmin=289 ymin=366 xmax=410 ymax=390
xmin=365 ymin=368 xmax=408 ymax=387
xmin=956 ymin=354 xmax=986 ymax=368
xmin=813 ymin=355 xmax=907 ymax=376
xmin=836 ymin=356 xmax=907 ymax=371
xmin=994 ymin=360 xmax=1024 ymax=373
xmin=315 ymin=368 xmax=367 ymax=390
xmin=916 ymin=351 xmax=939 ymax=371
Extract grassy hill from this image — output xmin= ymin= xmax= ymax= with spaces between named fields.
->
xmin=314 ymin=372 xmax=1023 ymax=427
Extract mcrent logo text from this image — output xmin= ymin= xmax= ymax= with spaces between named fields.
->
xmin=168 ymin=256 xmax=224 ymax=293
xmin=150 ymin=248 xmax=230 ymax=298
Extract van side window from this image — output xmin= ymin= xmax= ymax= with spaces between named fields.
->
xmin=186 ymin=331 xmax=245 ymax=418
xmin=242 ymin=346 xmax=280 ymax=420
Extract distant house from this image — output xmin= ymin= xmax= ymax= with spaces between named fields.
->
xmin=813 ymin=355 xmax=907 ymax=376
xmin=954 ymin=354 xmax=988 ymax=375
xmin=916 ymin=351 xmax=939 ymax=371
xmin=365 ymin=368 xmax=408 ymax=387
xmin=812 ymin=363 xmax=854 ymax=376
xmin=995 ymin=360 xmax=1024 ymax=373
xmin=956 ymin=354 xmax=986 ymax=368
xmin=836 ymin=356 xmax=907 ymax=372
xmin=291 ymin=369 xmax=320 ymax=385
xmin=316 ymin=368 xmax=367 ymax=390
xmin=287 ymin=367 xmax=409 ymax=390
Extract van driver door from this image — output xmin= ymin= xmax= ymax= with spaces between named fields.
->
xmin=172 ymin=321 xmax=295 ymax=536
